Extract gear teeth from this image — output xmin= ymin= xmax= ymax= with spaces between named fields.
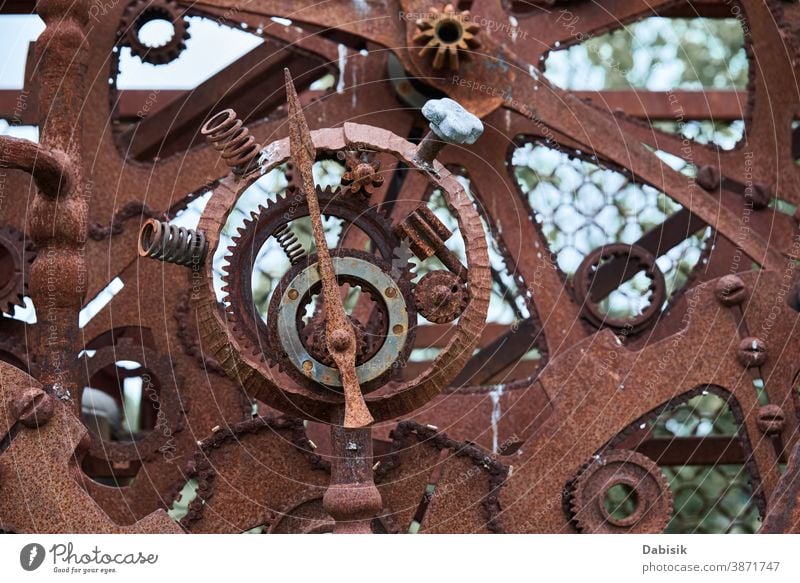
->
xmin=220 ymin=185 xmax=413 ymax=376
xmin=119 ymin=0 xmax=190 ymax=66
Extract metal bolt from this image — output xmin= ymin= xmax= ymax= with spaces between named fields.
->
xmin=414 ymin=98 xmax=484 ymax=166
xmin=302 ymin=360 xmax=313 ymax=372
xmin=757 ymin=404 xmax=785 ymax=435
xmin=288 ymin=289 xmax=299 ymax=300
xmin=750 ymin=182 xmax=772 ymax=210
xmin=329 ymin=329 xmax=351 ymax=352
xmin=385 ymin=287 xmax=397 ymax=298
xmin=737 ymin=337 xmax=767 ymax=368
xmin=715 ymin=275 xmax=747 ymax=306
xmin=696 ymin=165 xmax=721 ymax=191
xmin=10 ymin=387 xmax=55 ymax=428
xmin=392 ymin=324 xmax=404 ymax=334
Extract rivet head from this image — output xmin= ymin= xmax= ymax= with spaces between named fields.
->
xmin=329 ymin=329 xmax=351 ymax=352
xmin=757 ymin=404 xmax=785 ymax=435
xmin=737 ymin=337 xmax=767 ymax=367
xmin=715 ymin=275 xmax=747 ymax=306
xmin=696 ymin=165 xmax=721 ymax=191
xmin=11 ymin=387 xmax=55 ymax=428
xmin=287 ymin=289 xmax=299 ymax=300
xmin=302 ymin=360 xmax=313 ymax=372
xmin=385 ymin=287 xmax=397 ymax=298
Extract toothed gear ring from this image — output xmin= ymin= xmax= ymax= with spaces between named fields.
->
xmin=569 ymin=449 xmax=673 ymax=534
xmin=219 ymin=185 xmax=415 ymax=391
xmin=119 ymin=0 xmax=190 ymax=65
xmin=415 ymin=270 xmax=467 ymax=323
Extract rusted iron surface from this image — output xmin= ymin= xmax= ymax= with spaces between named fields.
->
xmin=0 ymin=0 xmax=798 ymax=533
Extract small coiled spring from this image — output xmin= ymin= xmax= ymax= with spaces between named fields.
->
xmin=138 ymin=219 xmax=207 ymax=267
xmin=274 ymin=223 xmax=306 ymax=265
xmin=201 ymin=109 xmax=261 ymax=175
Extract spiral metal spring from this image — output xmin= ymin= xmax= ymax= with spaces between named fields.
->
xmin=138 ymin=219 xmax=207 ymax=267
xmin=201 ymin=109 xmax=262 ymax=175
xmin=274 ymin=223 xmax=306 ymax=265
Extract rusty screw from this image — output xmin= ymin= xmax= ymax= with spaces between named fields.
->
xmin=737 ymin=337 xmax=767 ymax=368
xmin=10 ymin=387 xmax=55 ymax=428
xmin=715 ymin=275 xmax=747 ymax=306
xmin=757 ymin=404 xmax=785 ymax=435
xmin=696 ymin=165 xmax=721 ymax=191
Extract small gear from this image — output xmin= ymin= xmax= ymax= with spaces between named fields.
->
xmin=569 ymin=449 xmax=673 ymax=534
xmin=572 ymin=243 xmax=667 ymax=335
xmin=415 ymin=270 xmax=467 ymax=323
xmin=338 ymin=150 xmax=384 ymax=200
xmin=0 ymin=224 xmax=35 ymax=314
xmin=119 ymin=0 xmax=190 ymax=65
xmin=413 ymin=4 xmax=481 ymax=69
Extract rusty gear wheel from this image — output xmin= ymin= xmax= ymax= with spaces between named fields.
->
xmin=338 ymin=150 xmax=384 ymax=200
xmin=569 ymin=449 xmax=673 ymax=534
xmin=0 ymin=224 xmax=34 ymax=313
xmin=220 ymin=184 xmax=410 ymax=368
xmin=573 ymin=243 xmax=667 ymax=335
xmin=119 ymin=0 xmax=190 ymax=65
xmin=415 ymin=270 xmax=467 ymax=323
xmin=413 ymin=3 xmax=481 ymax=70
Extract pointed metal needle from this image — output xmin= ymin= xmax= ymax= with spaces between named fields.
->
xmin=284 ymin=69 xmax=374 ymax=428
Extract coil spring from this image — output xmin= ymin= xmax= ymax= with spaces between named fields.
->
xmin=138 ymin=219 xmax=207 ymax=267
xmin=274 ymin=223 xmax=306 ymax=265
xmin=201 ymin=109 xmax=262 ymax=175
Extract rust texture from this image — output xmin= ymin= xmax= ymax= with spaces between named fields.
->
xmin=0 ymin=0 xmax=798 ymax=534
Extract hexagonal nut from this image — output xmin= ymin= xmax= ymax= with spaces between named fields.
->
xmin=757 ymin=404 xmax=785 ymax=435
xmin=421 ymin=98 xmax=484 ymax=145
xmin=715 ymin=275 xmax=747 ymax=306
xmin=736 ymin=337 xmax=767 ymax=368
xmin=10 ymin=387 xmax=55 ymax=428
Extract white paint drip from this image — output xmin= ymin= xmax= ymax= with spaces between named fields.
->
xmin=490 ymin=384 xmax=505 ymax=454
xmin=337 ymin=44 xmax=347 ymax=94
xmin=509 ymin=16 xmax=518 ymax=43
xmin=352 ymin=62 xmax=357 ymax=107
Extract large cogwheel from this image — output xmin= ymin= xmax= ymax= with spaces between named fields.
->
xmin=219 ymin=184 xmax=415 ymax=390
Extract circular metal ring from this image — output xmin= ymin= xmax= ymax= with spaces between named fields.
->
xmin=275 ymin=256 xmax=410 ymax=388
xmin=573 ymin=243 xmax=667 ymax=335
